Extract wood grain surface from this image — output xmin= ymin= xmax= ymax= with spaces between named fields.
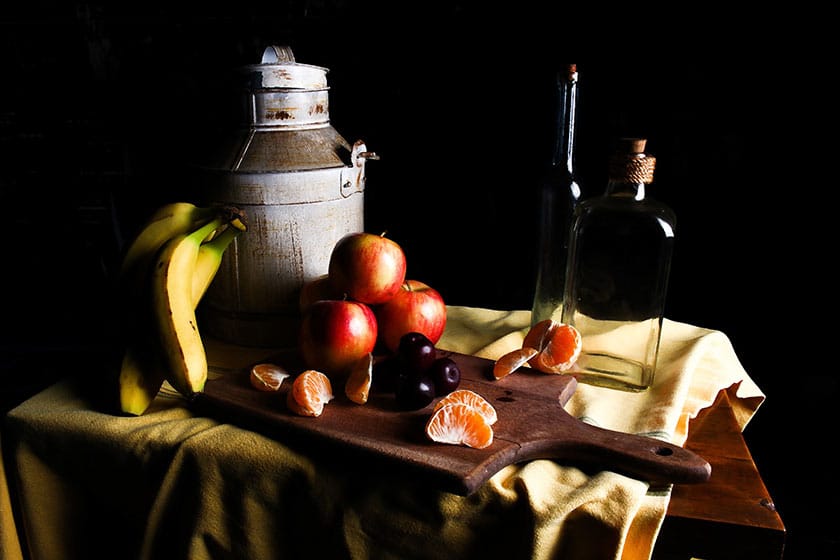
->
xmin=193 ymin=350 xmax=711 ymax=495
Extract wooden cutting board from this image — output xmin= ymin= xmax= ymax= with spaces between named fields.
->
xmin=192 ymin=348 xmax=711 ymax=496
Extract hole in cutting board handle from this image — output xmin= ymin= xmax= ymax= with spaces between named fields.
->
xmin=655 ymin=447 xmax=674 ymax=457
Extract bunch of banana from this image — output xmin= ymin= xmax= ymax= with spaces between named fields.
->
xmin=116 ymin=202 xmax=247 ymax=415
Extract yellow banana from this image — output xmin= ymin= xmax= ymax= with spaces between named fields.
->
xmin=151 ymin=216 xmax=227 ymax=397
xmin=117 ymin=219 xmax=241 ymax=415
xmin=116 ymin=202 xmax=211 ymax=415
xmin=117 ymin=203 xmax=245 ymax=414
xmin=119 ymin=201 xmax=216 ymax=280
xmin=118 ymin=341 xmax=167 ymax=416
xmin=191 ymin=217 xmax=247 ymax=306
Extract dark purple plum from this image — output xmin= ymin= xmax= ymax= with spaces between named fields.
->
xmin=397 ymin=332 xmax=436 ymax=374
xmin=429 ymin=357 xmax=460 ymax=395
xmin=394 ymin=372 xmax=436 ymax=410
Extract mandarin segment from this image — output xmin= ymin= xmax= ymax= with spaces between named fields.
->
xmin=492 ymin=347 xmax=538 ymax=380
xmin=250 ymin=363 xmax=291 ymax=392
xmin=345 ymin=353 xmax=373 ymax=404
xmin=434 ymin=389 xmax=498 ymax=425
xmin=518 ymin=319 xmax=582 ymax=374
xmin=288 ymin=369 xmax=334 ymax=417
xmin=532 ymin=323 xmax=582 ymax=373
xmin=522 ymin=319 xmax=555 ymax=361
xmin=425 ymin=402 xmax=494 ymax=449
xmin=286 ymin=390 xmax=311 ymax=416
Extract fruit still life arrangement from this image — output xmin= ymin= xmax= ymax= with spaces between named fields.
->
xmin=114 ymin=203 xmax=582 ymax=451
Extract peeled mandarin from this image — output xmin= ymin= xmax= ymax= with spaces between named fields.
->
xmin=434 ymin=389 xmax=497 ymax=425
xmin=520 ymin=319 xmax=582 ymax=374
xmin=425 ymin=402 xmax=494 ymax=449
xmin=288 ymin=370 xmax=334 ymax=417
xmin=522 ymin=319 xmax=556 ymax=368
xmin=532 ymin=323 xmax=582 ymax=373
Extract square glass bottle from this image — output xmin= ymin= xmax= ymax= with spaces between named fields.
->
xmin=561 ymin=138 xmax=675 ymax=391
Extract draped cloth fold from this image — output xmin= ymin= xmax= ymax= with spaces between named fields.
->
xmin=1 ymin=306 xmax=763 ymax=560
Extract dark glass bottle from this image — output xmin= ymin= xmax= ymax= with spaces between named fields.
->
xmin=531 ymin=64 xmax=582 ymax=328
xmin=561 ymin=138 xmax=675 ymax=392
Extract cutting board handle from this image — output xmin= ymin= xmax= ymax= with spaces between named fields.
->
xmin=519 ymin=419 xmax=712 ymax=485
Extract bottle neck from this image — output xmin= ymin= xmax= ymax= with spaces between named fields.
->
xmin=604 ymin=145 xmax=655 ymax=200
xmin=605 ymin=179 xmax=647 ymax=200
xmin=550 ymin=65 xmax=578 ymax=177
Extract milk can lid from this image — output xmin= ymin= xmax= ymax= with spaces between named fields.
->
xmin=243 ymin=46 xmax=329 ymax=90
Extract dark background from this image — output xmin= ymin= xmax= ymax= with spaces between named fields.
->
xmin=1 ymin=3 xmax=832 ymax=558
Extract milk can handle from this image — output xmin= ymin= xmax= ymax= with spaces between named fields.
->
xmin=341 ymin=140 xmax=378 ymax=198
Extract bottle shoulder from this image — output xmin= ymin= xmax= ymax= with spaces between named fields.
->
xmin=578 ymin=194 xmax=674 ymax=216
xmin=575 ymin=195 xmax=676 ymax=233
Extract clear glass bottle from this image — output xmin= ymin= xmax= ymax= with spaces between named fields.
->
xmin=531 ymin=64 xmax=582 ymax=328
xmin=561 ymin=138 xmax=675 ymax=392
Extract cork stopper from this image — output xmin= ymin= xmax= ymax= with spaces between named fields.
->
xmin=625 ymin=138 xmax=646 ymax=153
xmin=609 ymin=137 xmax=656 ymax=184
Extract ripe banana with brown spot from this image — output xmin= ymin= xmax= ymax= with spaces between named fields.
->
xmin=117 ymin=203 xmax=246 ymax=414
xmin=150 ymin=213 xmax=238 ymax=397
xmin=117 ymin=202 xmax=213 ymax=415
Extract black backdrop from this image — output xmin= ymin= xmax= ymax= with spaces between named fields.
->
xmin=1 ymin=3 xmax=833 ymax=558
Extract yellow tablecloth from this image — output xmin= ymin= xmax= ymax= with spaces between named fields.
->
xmin=1 ymin=306 xmax=764 ymax=560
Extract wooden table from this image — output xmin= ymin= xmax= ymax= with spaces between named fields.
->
xmin=655 ymin=390 xmax=786 ymax=559
xmin=1 ymin=348 xmax=786 ymax=560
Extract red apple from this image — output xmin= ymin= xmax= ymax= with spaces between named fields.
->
xmin=299 ymin=299 xmax=378 ymax=379
xmin=299 ymin=273 xmax=339 ymax=313
xmin=328 ymin=232 xmax=407 ymax=305
xmin=375 ymin=279 xmax=447 ymax=353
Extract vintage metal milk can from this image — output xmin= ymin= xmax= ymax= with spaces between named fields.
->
xmin=199 ymin=45 xmax=375 ymax=348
